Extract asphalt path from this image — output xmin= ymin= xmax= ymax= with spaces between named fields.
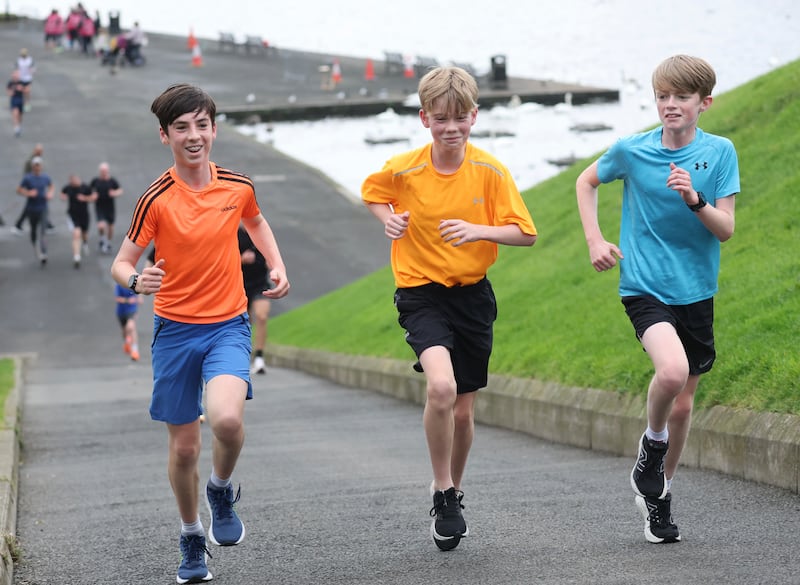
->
xmin=1 ymin=21 xmax=799 ymax=585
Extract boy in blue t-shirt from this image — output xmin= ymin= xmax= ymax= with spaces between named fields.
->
xmin=575 ymin=54 xmax=740 ymax=544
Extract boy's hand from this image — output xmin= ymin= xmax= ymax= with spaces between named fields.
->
xmin=588 ymin=239 xmax=624 ymax=272
xmin=263 ymin=268 xmax=289 ymax=299
xmin=385 ymin=211 xmax=410 ymax=240
xmin=667 ymin=162 xmax=700 ymax=204
xmin=138 ymin=258 xmax=165 ymax=295
xmin=439 ymin=219 xmax=477 ymax=247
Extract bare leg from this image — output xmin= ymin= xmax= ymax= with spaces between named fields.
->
xmin=665 ymin=376 xmax=700 ymax=480
xmin=451 ymin=392 xmax=476 ymax=490
xmin=249 ymin=297 xmax=271 ymax=354
xmin=167 ymin=421 xmax=202 ymax=522
xmin=640 ymin=322 xmax=690 ymax=433
xmin=420 ymin=346 xmax=457 ymax=491
xmin=205 ymin=374 xmax=248 ymax=480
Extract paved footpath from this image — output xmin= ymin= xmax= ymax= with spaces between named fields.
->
xmin=1 ymin=20 xmax=799 ymax=585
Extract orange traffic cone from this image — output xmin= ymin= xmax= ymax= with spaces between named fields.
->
xmin=331 ymin=59 xmax=342 ymax=86
xmin=403 ymin=54 xmax=415 ymax=78
xmin=187 ymin=29 xmax=197 ymax=50
xmin=364 ymin=58 xmax=375 ymax=82
xmin=191 ymin=43 xmax=203 ymax=67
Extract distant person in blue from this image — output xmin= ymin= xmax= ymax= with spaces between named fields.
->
xmin=16 ymin=156 xmax=54 ymax=266
xmin=576 ymin=54 xmax=740 ymax=544
xmin=115 ymin=282 xmax=142 ymax=361
xmin=7 ymin=68 xmax=26 ymax=137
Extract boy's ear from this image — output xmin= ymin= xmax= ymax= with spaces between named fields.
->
xmin=159 ymin=126 xmax=169 ymax=144
xmin=419 ymin=109 xmax=431 ymax=128
xmin=700 ymin=95 xmax=713 ymax=112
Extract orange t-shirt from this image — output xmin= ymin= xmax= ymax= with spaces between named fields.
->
xmin=362 ymin=142 xmax=537 ymax=288
xmin=126 ymin=163 xmax=260 ymax=323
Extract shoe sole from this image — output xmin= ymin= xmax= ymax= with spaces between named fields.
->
xmin=635 ymin=496 xmax=681 ymax=544
xmin=176 ymin=570 xmax=213 ymax=584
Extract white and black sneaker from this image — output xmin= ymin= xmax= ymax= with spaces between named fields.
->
xmin=635 ymin=493 xmax=681 ymax=543
xmin=250 ymin=356 xmax=266 ymax=375
xmin=630 ymin=433 xmax=669 ymax=499
xmin=429 ymin=487 xmax=469 ymax=551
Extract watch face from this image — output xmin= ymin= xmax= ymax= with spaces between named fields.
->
xmin=128 ymin=275 xmax=137 ymax=288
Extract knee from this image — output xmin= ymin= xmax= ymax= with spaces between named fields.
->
xmin=211 ymin=413 xmax=244 ymax=443
xmin=453 ymin=401 xmax=474 ymax=428
xmin=654 ymin=363 xmax=690 ymax=397
xmin=171 ymin=438 xmax=201 ymax=467
xmin=426 ymin=377 xmax=457 ymax=411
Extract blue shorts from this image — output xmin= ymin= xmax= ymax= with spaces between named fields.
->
xmin=150 ymin=313 xmax=253 ymax=424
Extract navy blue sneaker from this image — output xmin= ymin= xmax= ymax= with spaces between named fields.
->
xmin=206 ymin=482 xmax=245 ymax=546
xmin=177 ymin=534 xmax=212 ymax=584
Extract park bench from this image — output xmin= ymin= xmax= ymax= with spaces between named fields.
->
xmin=218 ymin=32 xmax=237 ymax=52
xmin=383 ymin=51 xmax=405 ymax=75
xmin=243 ymin=35 xmax=269 ymax=55
xmin=414 ymin=55 xmax=439 ymax=77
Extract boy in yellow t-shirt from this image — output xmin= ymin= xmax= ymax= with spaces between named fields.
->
xmin=362 ymin=66 xmax=537 ymax=551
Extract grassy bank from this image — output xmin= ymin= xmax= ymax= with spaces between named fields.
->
xmin=0 ymin=359 xmax=13 ymax=426
xmin=269 ymin=60 xmax=800 ymax=415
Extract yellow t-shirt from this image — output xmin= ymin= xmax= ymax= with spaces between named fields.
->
xmin=126 ymin=163 xmax=260 ymax=323
xmin=362 ymin=142 xmax=537 ymax=288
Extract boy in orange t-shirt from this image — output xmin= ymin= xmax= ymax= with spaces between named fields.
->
xmin=362 ymin=66 xmax=537 ymax=551
xmin=111 ymin=83 xmax=289 ymax=584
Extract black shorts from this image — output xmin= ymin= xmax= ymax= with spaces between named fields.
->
xmin=68 ymin=209 xmax=90 ymax=232
xmin=622 ymin=295 xmax=716 ymax=375
xmin=394 ymin=278 xmax=497 ymax=394
xmin=245 ymin=277 xmax=272 ymax=306
xmin=96 ymin=202 xmax=115 ymax=224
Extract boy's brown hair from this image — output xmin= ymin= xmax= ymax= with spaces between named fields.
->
xmin=150 ymin=83 xmax=217 ymax=134
xmin=418 ymin=66 xmax=479 ymax=114
xmin=652 ymin=54 xmax=717 ymax=99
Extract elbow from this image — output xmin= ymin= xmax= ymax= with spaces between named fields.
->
xmin=523 ymin=234 xmax=537 ymax=247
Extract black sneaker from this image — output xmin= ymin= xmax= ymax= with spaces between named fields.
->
xmin=635 ymin=493 xmax=681 ymax=543
xmin=630 ymin=433 xmax=668 ymax=499
xmin=429 ymin=487 xmax=468 ymax=551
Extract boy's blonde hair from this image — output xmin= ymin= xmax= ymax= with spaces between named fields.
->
xmin=652 ymin=54 xmax=717 ymax=98
xmin=418 ymin=66 xmax=479 ymax=114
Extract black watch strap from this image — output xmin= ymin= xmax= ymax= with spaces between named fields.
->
xmin=688 ymin=192 xmax=707 ymax=212
xmin=128 ymin=273 xmax=139 ymax=292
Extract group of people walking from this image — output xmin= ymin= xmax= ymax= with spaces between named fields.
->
xmin=104 ymin=49 xmax=739 ymax=583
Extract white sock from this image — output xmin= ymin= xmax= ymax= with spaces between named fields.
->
xmin=209 ymin=470 xmax=231 ymax=490
xmin=645 ymin=426 xmax=669 ymax=443
xmin=181 ymin=518 xmax=204 ymax=536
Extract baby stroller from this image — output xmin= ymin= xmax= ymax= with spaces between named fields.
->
xmin=100 ymin=34 xmax=146 ymax=68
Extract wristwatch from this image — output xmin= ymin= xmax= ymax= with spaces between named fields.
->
xmin=127 ymin=273 xmax=139 ymax=293
xmin=687 ymin=191 xmax=707 ymax=212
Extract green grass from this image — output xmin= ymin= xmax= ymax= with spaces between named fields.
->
xmin=269 ymin=60 xmax=800 ymax=415
xmin=0 ymin=359 xmax=13 ymax=427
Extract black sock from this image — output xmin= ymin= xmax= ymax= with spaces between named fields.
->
xmin=255 ymin=350 xmax=263 ymax=358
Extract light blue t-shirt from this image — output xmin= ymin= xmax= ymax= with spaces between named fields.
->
xmin=597 ymin=127 xmax=740 ymax=305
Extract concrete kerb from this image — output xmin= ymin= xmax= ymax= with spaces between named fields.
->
xmin=266 ymin=344 xmax=800 ymax=495
xmin=0 ymin=353 xmax=31 ymax=585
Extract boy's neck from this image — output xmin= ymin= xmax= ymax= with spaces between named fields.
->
xmin=661 ymin=126 xmax=697 ymax=150
xmin=174 ymin=162 xmax=212 ymax=190
xmin=431 ymin=144 xmax=466 ymax=175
